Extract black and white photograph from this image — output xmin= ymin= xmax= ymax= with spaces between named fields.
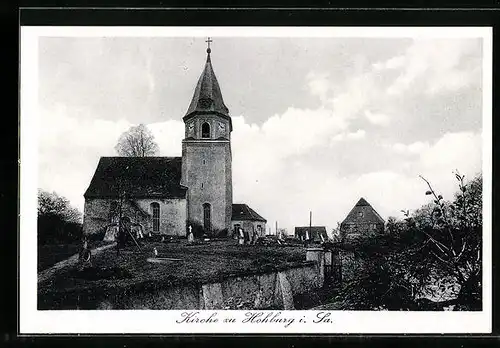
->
xmin=20 ymin=26 xmax=491 ymax=334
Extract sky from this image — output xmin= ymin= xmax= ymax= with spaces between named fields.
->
xmin=36 ymin=33 xmax=484 ymax=235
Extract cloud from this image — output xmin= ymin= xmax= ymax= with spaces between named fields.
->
xmin=375 ymin=39 xmax=483 ymax=96
xmin=38 ymin=105 xmax=133 ymax=211
xmin=372 ymin=55 xmax=406 ymax=71
xmin=364 ymin=110 xmax=391 ymax=126
xmin=148 ymin=120 xmax=185 ymax=157
xmin=231 ymin=114 xmax=481 ymax=233
xmin=259 ymin=107 xmax=349 ymax=158
xmin=330 ymin=129 xmax=366 ymax=143
xmin=388 ymin=141 xmax=430 ymax=155
xmin=306 ymin=72 xmax=331 ymax=103
xmin=419 ymin=132 xmax=482 ymax=173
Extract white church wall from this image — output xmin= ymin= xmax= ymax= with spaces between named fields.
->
xmin=83 ymin=197 xmax=187 ymax=237
xmin=135 ymin=198 xmax=187 ymax=236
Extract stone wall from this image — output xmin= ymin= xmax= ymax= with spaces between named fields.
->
xmin=93 ymin=262 xmax=323 ymax=310
xmin=181 ymin=140 xmax=232 ymax=233
xmin=83 ymin=198 xmax=114 ymax=235
xmin=340 ymin=222 xmax=384 ymax=241
xmin=83 ymin=198 xmax=187 ymax=236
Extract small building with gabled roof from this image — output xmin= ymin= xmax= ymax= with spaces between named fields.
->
xmin=231 ymin=203 xmax=267 ymax=238
xmin=340 ymin=197 xmax=385 ymax=241
xmin=294 ymin=226 xmax=329 ymax=243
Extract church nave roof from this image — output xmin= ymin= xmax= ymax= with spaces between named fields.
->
xmin=84 ymin=156 xmax=187 ymax=199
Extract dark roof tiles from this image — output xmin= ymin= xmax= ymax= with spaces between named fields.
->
xmin=232 ymin=204 xmax=267 ymax=222
xmin=341 ymin=197 xmax=385 ymax=225
xmin=184 ymin=52 xmax=230 ymax=121
xmin=84 ymin=157 xmax=187 ymax=199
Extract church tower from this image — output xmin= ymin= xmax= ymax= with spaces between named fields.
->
xmin=181 ymin=39 xmax=233 ymax=235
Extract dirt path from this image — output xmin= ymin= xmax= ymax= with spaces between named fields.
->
xmin=38 ymin=242 xmax=117 ymax=284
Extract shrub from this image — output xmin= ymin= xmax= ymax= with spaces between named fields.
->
xmin=86 ymin=226 xmax=107 ymax=242
xmin=37 ymin=190 xmax=83 ymax=244
xmin=333 ymin=172 xmax=482 ymax=311
xmin=213 ymin=228 xmax=229 ymax=238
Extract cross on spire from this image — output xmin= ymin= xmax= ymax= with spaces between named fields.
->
xmin=205 ymin=37 xmax=213 ymax=54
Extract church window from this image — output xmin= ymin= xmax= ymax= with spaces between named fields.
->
xmin=202 ymin=122 xmax=211 ymax=138
xmin=202 ymin=159 xmax=206 ymax=165
xmin=203 ymin=203 xmax=211 ymax=232
xmin=201 ymin=183 xmax=204 ymax=189
xmin=151 ymin=202 xmax=160 ymax=232
xmin=358 ymin=212 xmax=364 ymax=218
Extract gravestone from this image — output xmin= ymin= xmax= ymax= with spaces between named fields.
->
xmin=238 ymin=228 xmax=244 ymax=245
xmin=103 ymin=225 xmax=118 ymax=242
xmin=187 ymin=225 xmax=194 ymax=243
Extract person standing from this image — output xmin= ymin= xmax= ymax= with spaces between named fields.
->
xmin=117 ymin=217 xmax=131 ymax=254
xmin=79 ymin=236 xmax=91 ymax=270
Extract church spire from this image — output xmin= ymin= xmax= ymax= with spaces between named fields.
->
xmin=184 ymin=38 xmax=230 ymax=124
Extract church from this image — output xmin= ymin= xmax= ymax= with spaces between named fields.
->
xmin=82 ymin=41 xmax=267 ymax=239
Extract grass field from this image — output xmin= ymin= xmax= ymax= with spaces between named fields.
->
xmin=38 ymin=243 xmax=82 ymax=272
xmin=38 ymin=239 xmax=308 ymax=304
xmin=37 ymin=240 xmax=111 ymax=272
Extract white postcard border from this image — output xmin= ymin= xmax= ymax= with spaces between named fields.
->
xmin=19 ymin=25 xmax=493 ymax=334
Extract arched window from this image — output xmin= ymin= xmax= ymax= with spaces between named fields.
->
xmin=150 ymin=202 xmax=160 ymax=232
xmin=201 ymin=122 xmax=211 ymax=138
xmin=203 ymin=203 xmax=211 ymax=232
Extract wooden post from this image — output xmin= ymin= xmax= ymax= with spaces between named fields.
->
xmin=309 ymin=211 xmax=312 ymax=243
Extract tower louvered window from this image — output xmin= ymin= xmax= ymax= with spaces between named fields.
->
xmin=202 ymin=122 xmax=211 ymax=138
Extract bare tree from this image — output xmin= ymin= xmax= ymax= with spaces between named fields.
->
xmin=115 ymin=124 xmax=159 ymax=157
